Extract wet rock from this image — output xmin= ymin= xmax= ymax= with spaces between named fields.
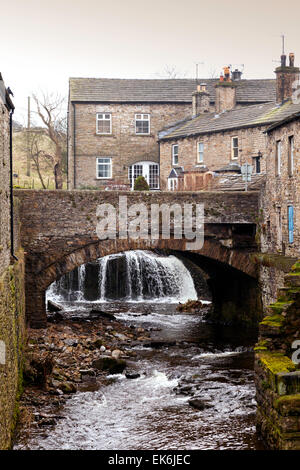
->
xmin=188 ymin=398 xmax=214 ymax=410
xmin=177 ymin=300 xmax=204 ymax=313
xmin=125 ymin=372 xmax=141 ymax=379
xmin=114 ymin=333 xmax=128 ymax=341
xmin=47 ymin=300 xmax=63 ymax=312
xmin=58 ymin=381 xmax=77 ymax=394
xmin=91 ymin=356 xmax=126 ymax=374
xmin=64 ymin=338 xmax=78 ymax=347
xmin=111 ymin=349 xmax=122 ymax=359
xmin=143 ymin=340 xmax=176 ymax=349
xmin=90 ymin=309 xmax=116 ymax=321
xmin=47 ymin=312 xmax=64 ymax=323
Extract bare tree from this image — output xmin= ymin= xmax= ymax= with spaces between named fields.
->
xmin=156 ymin=65 xmax=187 ymax=79
xmin=27 ymin=131 xmax=54 ymax=189
xmin=33 ymin=92 xmax=67 ymax=189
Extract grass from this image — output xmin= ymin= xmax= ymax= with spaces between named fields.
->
xmin=12 ymin=130 xmax=67 ymax=190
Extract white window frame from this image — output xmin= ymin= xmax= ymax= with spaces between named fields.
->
xmin=276 ymin=140 xmax=281 ymax=176
xmin=231 ymin=136 xmax=239 ymax=160
xmin=96 ymin=113 xmax=112 ymax=135
xmin=197 ymin=142 xmax=204 ymax=163
xmin=288 ymin=135 xmax=294 ymax=176
xmin=96 ymin=157 xmax=112 ymax=179
xmin=168 ymin=178 xmax=178 ymax=191
xmin=135 ymin=113 xmax=150 ymax=135
xmin=172 ymin=144 xmax=179 ymax=165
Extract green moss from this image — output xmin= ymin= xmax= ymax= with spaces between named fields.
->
xmin=260 ymin=313 xmax=285 ymax=328
xmin=254 ymin=339 xmax=268 ymax=351
xmin=258 ymin=352 xmax=296 ymax=375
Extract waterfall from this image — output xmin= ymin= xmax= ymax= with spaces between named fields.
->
xmin=47 ymin=250 xmax=197 ymax=303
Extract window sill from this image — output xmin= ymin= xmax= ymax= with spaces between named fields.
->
xmin=95 ymin=133 xmax=116 ymax=138
xmin=95 ymin=177 xmax=113 ymax=180
xmin=133 ymin=134 xmax=154 ymax=137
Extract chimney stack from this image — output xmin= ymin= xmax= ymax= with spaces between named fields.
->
xmin=275 ymin=52 xmax=300 ymax=103
xmin=192 ymin=83 xmax=210 ymax=116
xmin=215 ymin=66 xmax=237 ymax=113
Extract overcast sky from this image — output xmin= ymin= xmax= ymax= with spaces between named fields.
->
xmin=1 ymin=0 xmax=300 ymax=122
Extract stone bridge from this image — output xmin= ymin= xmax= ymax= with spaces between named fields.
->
xmin=15 ymin=190 xmax=260 ymax=328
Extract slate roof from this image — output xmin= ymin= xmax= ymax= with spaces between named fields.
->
xmin=209 ymin=173 xmax=265 ymax=191
xmin=69 ymin=78 xmax=276 ymax=104
xmin=266 ymin=109 xmax=300 ymax=132
xmin=158 ymin=101 xmax=300 ymax=141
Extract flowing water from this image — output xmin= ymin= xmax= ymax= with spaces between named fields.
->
xmin=19 ymin=251 xmax=263 ymax=450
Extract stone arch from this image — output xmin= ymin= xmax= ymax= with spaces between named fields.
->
xmin=26 ymin=237 xmax=258 ymax=328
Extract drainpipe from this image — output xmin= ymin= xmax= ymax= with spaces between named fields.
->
xmin=73 ymin=103 xmax=76 ymax=189
xmin=9 ymin=108 xmax=18 ymax=261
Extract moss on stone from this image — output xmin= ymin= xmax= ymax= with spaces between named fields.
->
xmin=258 ymin=352 xmax=296 ymax=375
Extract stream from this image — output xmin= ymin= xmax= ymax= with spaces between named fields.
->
xmin=16 ymin=251 xmax=264 ymax=450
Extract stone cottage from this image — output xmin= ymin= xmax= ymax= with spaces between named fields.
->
xmin=158 ymin=53 xmax=300 ymax=191
xmin=261 ymin=106 xmax=300 ymax=258
xmin=67 ymin=75 xmax=275 ymax=190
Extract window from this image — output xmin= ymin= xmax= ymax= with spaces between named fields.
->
xmin=288 ymin=205 xmax=294 ymax=244
xmin=96 ymin=113 xmax=111 ymax=134
xmin=197 ymin=142 xmax=204 ymax=163
xmin=135 ymin=114 xmax=150 ymax=134
xmin=128 ymin=161 xmax=159 ymax=190
xmin=288 ymin=136 xmax=294 ymax=176
xmin=276 ymin=140 xmax=281 ymax=176
xmin=231 ymin=137 xmax=239 ymax=160
xmin=253 ymin=156 xmax=261 ymax=174
xmin=168 ymin=178 xmax=178 ymax=191
xmin=96 ymin=157 xmax=112 ymax=178
xmin=172 ymin=144 xmax=179 ymax=165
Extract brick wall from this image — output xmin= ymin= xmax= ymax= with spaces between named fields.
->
xmin=68 ymin=102 xmax=191 ymax=189
xmin=159 ymin=125 xmax=268 ymax=189
xmin=260 ymin=119 xmax=300 ymax=258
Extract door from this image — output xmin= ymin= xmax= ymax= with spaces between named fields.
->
xmin=129 ymin=161 xmax=159 ymax=190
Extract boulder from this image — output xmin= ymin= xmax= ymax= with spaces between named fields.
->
xmin=125 ymin=372 xmax=141 ymax=379
xmin=91 ymin=356 xmax=126 ymax=374
xmin=47 ymin=300 xmax=63 ymax=312
xmin=89 ymin=309 xmax=116 ymax=321
xmin=188 ymin=398 xmax=213 ymax=411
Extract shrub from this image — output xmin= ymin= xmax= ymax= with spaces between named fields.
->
xmin=134 ymin=176 xmax=149 ymax=191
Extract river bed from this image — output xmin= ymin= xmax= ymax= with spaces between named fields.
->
xmin=15 ymin=301 xmax=264 ymax=450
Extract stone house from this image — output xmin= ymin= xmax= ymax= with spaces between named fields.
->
xmin=0 ymin=73 xmax=14 ymax=274
xmin=260 ymin=106 xmax=300 ymax=257
xmin=158 ymin=53 xmax=300 ymax=191
xmin=67 ymin=76 xmax=275 ymax=190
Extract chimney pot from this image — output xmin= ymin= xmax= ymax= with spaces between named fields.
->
xmin=281 ymin=54 xmax=287 ymax=67
xmin=289 ymin=53 xmax=295 ymax=67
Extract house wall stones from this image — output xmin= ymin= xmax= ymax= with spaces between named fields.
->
xmin=261 ymin=118 xmax=300 ymax=258
xmin=68 ymin=102 xmax=191 ymax=189
xmin=160 ymin=125 xmax=268 ymax=190
xmin=0 ymin=75 xmax=25 ymax=450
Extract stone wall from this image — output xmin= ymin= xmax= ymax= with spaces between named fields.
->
xmin=68 ymin=102 xmax=191 ymax=189
xmin=159 ymin=125 xmax=268 ymax=190
xmin=255 ymin=261 xmax=300 ymax=449
xmin=0 ymin=76 xmax=25 ymax=449
xmin=0 ymin=94 xmax=11 ymax=275
xmin=260 ymin=119 xmax=300 ymax=258
xmin=0 ymin=250 xmax=25 ymax=449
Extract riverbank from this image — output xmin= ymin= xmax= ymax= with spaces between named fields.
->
xmin=15 ymin=311 xmax=151 ymax=445
xmin=14 ymin=302 xmax=262 ymax=450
